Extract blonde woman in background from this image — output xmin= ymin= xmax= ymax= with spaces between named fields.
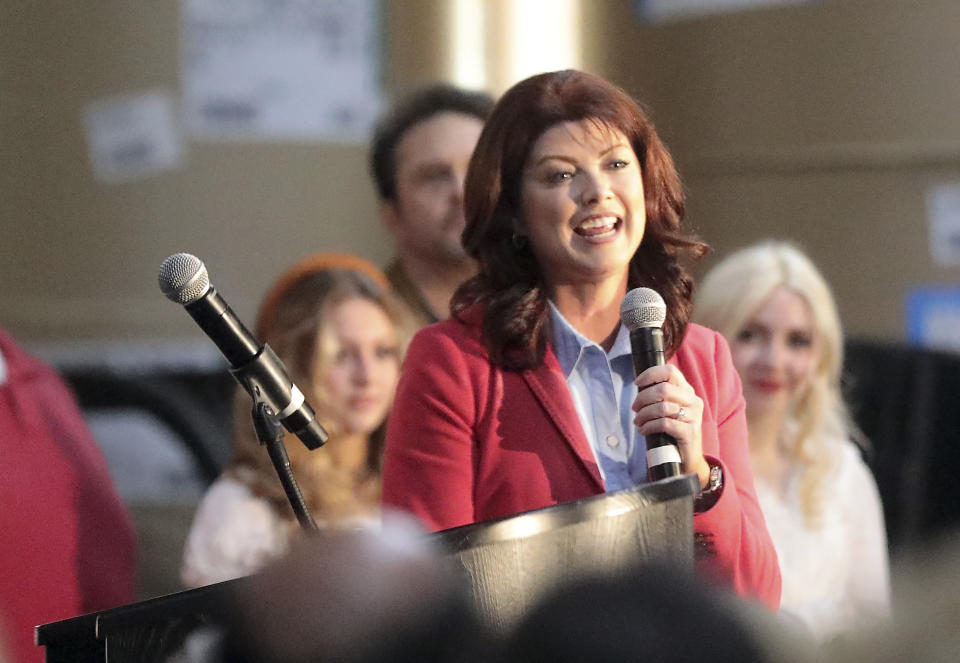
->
xmin=181 ymin=254 xmax=411 ymax=588
xmin=694 ymin=241 xmax=890 ymax=642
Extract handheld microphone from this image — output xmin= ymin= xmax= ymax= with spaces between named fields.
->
xmin=620 ymin=287 xmax=681 ymax=481
xmin=158 ymin=253 xmax=328 ymax=450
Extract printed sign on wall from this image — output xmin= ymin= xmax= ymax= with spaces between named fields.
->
xmin=181 ymin=0 xmax=382 ymax=142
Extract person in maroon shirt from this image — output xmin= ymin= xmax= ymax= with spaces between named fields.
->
xmin=0 ymin=327 xmax=136 ymax=663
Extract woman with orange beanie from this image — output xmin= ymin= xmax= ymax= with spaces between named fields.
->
xmin=181 ymin=254 xmax=411 ymax=588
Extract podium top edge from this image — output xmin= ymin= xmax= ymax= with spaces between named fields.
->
xmin=432 ymin=473 xmax=700 ymax=553
xmin=35 ymin=577 xmax=247 ymax=645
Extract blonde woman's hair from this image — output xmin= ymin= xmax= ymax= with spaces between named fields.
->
xmin=228 ymin=258 xmax=412 ymax=525
xmin=694 ymin=241 xmax=855 ymax=527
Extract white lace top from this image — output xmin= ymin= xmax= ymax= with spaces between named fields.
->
xmin=181 ymin=471 xmax=382 ymax=588
xmin=755 ymin=440 xmax=891 ymax=641
xmin=180 ymin=474 xmax=296 ymax=588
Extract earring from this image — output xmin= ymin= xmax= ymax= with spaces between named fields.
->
xmin=511 ymin=231 xmax=527 ymax=250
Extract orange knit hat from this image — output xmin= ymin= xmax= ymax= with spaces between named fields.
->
xmin=255 ymin=252 xmax=390 ymax=340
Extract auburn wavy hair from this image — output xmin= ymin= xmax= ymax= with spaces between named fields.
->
xmin=452 ymin=69 xmax=708 ymax=370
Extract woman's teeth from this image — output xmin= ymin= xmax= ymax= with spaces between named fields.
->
xmin=575 ymin=216 xmax=619 ymax=237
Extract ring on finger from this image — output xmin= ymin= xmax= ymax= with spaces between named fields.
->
xmin=676 ymin=406 xmax=686 ymax=421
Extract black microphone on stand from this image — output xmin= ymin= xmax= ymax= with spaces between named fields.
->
xmin=620 ymin=287 xmax=682 ymax=481
xmin=158 ymin=252 xmax=328 ymax=451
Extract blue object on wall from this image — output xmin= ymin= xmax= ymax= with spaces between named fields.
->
xmin=906 ymin=287 xmax=960 ymax=353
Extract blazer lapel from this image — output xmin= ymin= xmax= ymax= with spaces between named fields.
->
xmin=522 ymin=348 xmax=604 ymax=489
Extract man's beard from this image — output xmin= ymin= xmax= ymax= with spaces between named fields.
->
xmin=425 ymin=208 xmax=471 ymax=266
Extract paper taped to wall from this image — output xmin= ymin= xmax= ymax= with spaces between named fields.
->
xmin=83 ymin=89 xmax=185 ymax=184
xmin=927 ymin=183 xmax=960 ymax=267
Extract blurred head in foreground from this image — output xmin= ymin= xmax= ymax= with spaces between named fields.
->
xmin=499 ymin=562 xmax=808 ymax=663
xmin=221 ymin=513 xmax=489 ymax=663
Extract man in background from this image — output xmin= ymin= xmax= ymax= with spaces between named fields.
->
xmin=370 ymin=84 xmax=495 ymax=328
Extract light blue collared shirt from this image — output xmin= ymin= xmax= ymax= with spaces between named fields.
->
xmin=548 ymin=302 xmax=648 ymax=491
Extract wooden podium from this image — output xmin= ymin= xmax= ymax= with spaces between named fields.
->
xmin=36 ymin=474 xmax=699 ymax=662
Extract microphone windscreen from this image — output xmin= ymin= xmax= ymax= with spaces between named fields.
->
xmin=620 ymin=287 xmax=666 ymax=330
xmin=159 ymin=253 xmax=210 ymax=304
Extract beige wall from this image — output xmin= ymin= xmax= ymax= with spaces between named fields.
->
xmin=586 ymin=0 xmax=960 ymax=342
xmin=3 ymin=0 xmax=958 ymax=344
xmin=0 ymin=2 xmax=450 ymax=344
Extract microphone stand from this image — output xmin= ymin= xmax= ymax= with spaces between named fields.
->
xmin=250 ymin=401 xmax=320 ymax=532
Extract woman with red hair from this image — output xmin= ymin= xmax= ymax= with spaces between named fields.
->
xmin=381 ymin=70 xmax=781 ymax=608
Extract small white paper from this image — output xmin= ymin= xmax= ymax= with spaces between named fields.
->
xmin=926 ymin=184 xmax=960 ymax=266
xmin=83 ymin=89 xmax=184 ymax=184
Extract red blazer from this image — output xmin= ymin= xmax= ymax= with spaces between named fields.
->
xmin=382 ymin=311 xmax=781 ymax=609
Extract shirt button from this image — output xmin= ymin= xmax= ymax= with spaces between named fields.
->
xmin=606 ymin=435 xmax=620 ymax=448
